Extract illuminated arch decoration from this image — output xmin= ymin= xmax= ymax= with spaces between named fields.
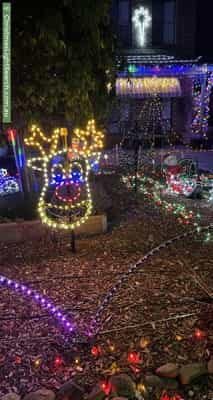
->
xmin=0 ymin=168 xmax=20 ymax=196
xmin=132 ymin=6 xmax=152 ymax=48
xmin=24 ymin=120 xmax=104 ymax=230
xmin=0 ymin=275 xmax=74 ymax=332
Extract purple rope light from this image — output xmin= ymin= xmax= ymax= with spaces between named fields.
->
xmin=0 ymin=275 xmax=75 ymax=333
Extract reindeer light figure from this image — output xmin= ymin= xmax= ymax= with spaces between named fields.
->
xmin=24 ymin=120 xmax=104 ymax=230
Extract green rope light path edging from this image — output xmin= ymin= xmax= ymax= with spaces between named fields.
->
xmin=89 ymin=223 xmax=213 ymax=337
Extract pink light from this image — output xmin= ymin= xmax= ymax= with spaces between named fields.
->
xmin=0 ymin=274 xmax=75 ymax=334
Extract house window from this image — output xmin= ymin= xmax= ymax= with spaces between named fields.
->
xmin=163 ymin=0 xmax=176 ymax=45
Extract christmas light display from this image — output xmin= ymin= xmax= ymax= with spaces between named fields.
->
xmin=161 ymin=394 xmax=184 ymax=400
xmin=127 ymin=351 xmax=141 ymax=364
xmin=194 ymin=328 xmax=206 ymax=340
xmin=116 ymin=77 xmax=181 ymax=97
xmin=191 ymin=78 xmax=202 ymax=135
xmin=163 ymin=155 xmax=198 ymax=198
xmin=163 ymin=155 xmax=213 ymax=200
xmin=191 ymin=73 xmax=213 ymax=137
xmin=137 ymin=95 xmax=166 ymax=147
xmin=54 ymin=355 xmax=63 ymax=367
xmin=0 ymin=168 xmax=20 ymax=196
xmin=24 ymin=120 xmax=104 ymax=230
xmin=132 ymin=175 xmax=199 ymax=227
xmin=132 ymin=6 xmax=151 ymax=48
xmin=100 ymin=381 xmax=111 ymax=396
xmin=209 ymin=188 xmax=213 ymax=203
xmin=166 ymin=174 xmax=197 ymax=197
xmin=0 ymin=275 xmax=74 ymax=333
xmin=128 ymin=172 xmax=212 ymax=243
xmin=202 ymin=73 xmax=213 ymax=137
xmin=121 ymin=96 xmax=170 ymax=192
xmin=118 ymin=61 xmax=202 ymax=76
xmin=90 ymin=220 xmax=212 ymax=335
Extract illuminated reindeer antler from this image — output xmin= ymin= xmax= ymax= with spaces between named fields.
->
xmin=24 ymin=125 xmax=61 ymax=171
xmin=73 ymin=120 xmax=104 ymax=158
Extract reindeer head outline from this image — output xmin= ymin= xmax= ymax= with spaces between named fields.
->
xmin=24 ymin=120 xmax=104 ymax=230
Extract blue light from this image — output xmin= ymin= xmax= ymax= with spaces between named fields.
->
xmin=51 ymin=173 xmax=64 ymax=185
xmin=90 ymin=159 xmax=100 ymax=172
xmin=0 ymin=169 xmax=20 ymax=196
xmin=118 ymin=64 xmax=196 ymax=77
xmin=70 ymin=170 xmax=84 ymax=184
xmin=51 ymin=155 xmax=64 ymax=165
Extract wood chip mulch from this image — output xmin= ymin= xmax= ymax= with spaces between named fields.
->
xmin=0 ymin=179 xmax=212 ymax=399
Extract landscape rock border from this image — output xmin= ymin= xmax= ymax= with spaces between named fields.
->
xmin=2 ymin=359 xmax=212 ymax=400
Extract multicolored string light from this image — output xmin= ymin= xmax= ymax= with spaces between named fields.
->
xmin=191 ymin=73 xmax=213 ymax=137
xmin=191 ymin=78 xmax=202 ymax=135
xmin=124 ymin=174 xmax=200 ymax=226
xmin=124 ymin=169 xmax=213 ymax=243
xmin=202 ymin=73 xmax=213 ymax=138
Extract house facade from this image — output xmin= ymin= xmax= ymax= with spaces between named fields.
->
xmin=110 ymin=0 xmax=213 ymax=147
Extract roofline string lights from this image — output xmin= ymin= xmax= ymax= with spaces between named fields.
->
xmin=24 ymin=120 xmax=104 ymax=230
xmin=0 ymin=275 xmax=75 ymax=333
xmin=132 ymin=6 xmax=152 ymax=48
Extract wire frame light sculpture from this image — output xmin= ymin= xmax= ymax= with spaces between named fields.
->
xmin=24 ymin=120 xmax=104 ymax=231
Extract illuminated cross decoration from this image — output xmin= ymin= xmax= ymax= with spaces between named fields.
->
xmin=132 ymin=6 xmax=152 ymax=48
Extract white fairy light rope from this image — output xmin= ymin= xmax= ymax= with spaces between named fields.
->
xmin=89 ymin=224 xmax=213 ymax=336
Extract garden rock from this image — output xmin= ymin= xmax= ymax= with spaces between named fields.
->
xmin=156 ymin=363 xmax=179 ymax=378
xmin=1 ymin=393 xmax=20 ymax=400
xmin=179 ymin=363 xmax=208 ymax=385
xmin=145 ymin=375 xmax=164 ymax=388
xmin=24 ymin=389 xmax=55 ymax=400
xmin=109 ymin=374 xmax=136 ymax=399
xmin=88 ymin=385 xmax=105 ymax=400
xmin=207 ymin=359 xmax=213 ymax=374
xmin=56 ymin=381 xmax=84 ymax=400
xmin=111 ymin=398 xmax=128 ymax=400
xmin=162 ymin=378 xmax=178 ymax=390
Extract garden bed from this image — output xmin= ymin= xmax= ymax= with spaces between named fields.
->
xmin=0 ymin=173 xmax=212 ymax=399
